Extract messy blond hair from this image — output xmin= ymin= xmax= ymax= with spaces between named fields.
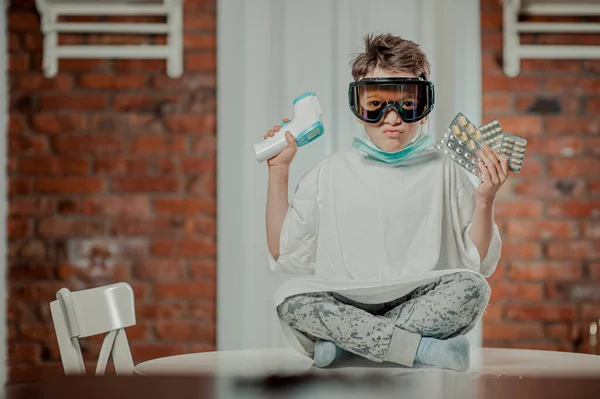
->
xmin=350 ymin=33 xmax=431 ymax=81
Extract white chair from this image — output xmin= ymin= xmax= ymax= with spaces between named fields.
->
xmin=503 ymin=0 xmax=600 ymax=76
xmin=34 ymin=0 xmax=184 ymax=78
xmin=49 ymin=282 xmax=136 ymax=376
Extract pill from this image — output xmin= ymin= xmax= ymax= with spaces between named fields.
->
xmin=451 ymin=125 xmax=461 ymax=136
xmin=514 ymin=146 xmax=525 ymax=153
xmin=468 ymin=141 xmax=476 ymax=151
xmin=448 ymin=141 xmax=455 ymax=149
xmin=502 ymin=148 xmax=511 ymax=155
xmin=456 ymin=147 xmax=463 ymax=154
xmin=504 ymin=137 xmax=515 ymax=144
xmin=458 ymin=159 xmax=465 ymax=165
xmin=511 ymin=158 xmax=522 ymax=165
xmin=513 ymin=153 xmax=524 ymax=159
xmin=503 ymin=143 xmax=513 ymax=149
xmin=458 ymin=115 xmax=467 ymax=126
xmin=493 ymin=120 xmax=499 ymax=126
xmin=516 ymin=141 xmax=526 ymax=147
xmin=467 ymin=124 xmax=475 ymax=134
xmin=473 ymin=130 xmax=482 ymax=140
xmin=451 ymin=154 xmax=457 ymax=160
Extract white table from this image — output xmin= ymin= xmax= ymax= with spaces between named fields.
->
xmin=134 ymin=347 xmax=600 ymax=378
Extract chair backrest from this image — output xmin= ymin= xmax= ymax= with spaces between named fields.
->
xmin=50 ymin=282 xmax=136 ymax=376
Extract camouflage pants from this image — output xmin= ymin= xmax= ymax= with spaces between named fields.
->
xmin=277 ymin=271 xmax=490 ymax=364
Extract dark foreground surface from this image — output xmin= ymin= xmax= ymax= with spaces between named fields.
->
xmin=5 ymin=371 xmax=600 ymax=399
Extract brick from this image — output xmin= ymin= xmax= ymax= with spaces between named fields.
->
xmin=34 ymin=177 xmax=105 ymax=194
xmin=184 ymin=12 xmax=216 ymax=30
xmin=524 ymin=137 xmax=584 ymax=156
xmin=58 ymin=59 xmax=106 ymax=71
xmin=9 ymin=33 xmax=21 ymax=51
xmin=185 ymin=53 xmax=217 ymax=72
xmin=546 ymin=117 xmax=599 ymax=135
xmin=11 ymin=282 xmax=66 ymax=302
xmin=481 ymin=32 xmax=501 ymax=52
xmin=482 ymin=304 xmax=502 ymax=323
xmin=9 ymin=343 xmax=41 ymax=365
xmin=186 ymin=175 xmax=215 ymax=196
xmin=483 ymin=93 xmax=512 ymax=112
xmin=184 ymin=0 xmax=217 ymax=9
xmin=590 ymin=180 xmax=600 ymax=196
xmin=56 ymin=199 xmax=80 ymax=214
xmin=81 ymin=196 xmax=151 ymax=218
xmin=8 ymin=116 xmax=25 ymax=136
xmin=509 ymin=262 xmax=582 ymax=281
xmin=544 ymin=324 xmax=580 ymax=341
xmin=546 ymin=241 xmax=599 ymax=260
xmin=483 ymin=324 xmax=544 ymax=341
xmin=111 ymin=94 xmax=182 ymax=112
xmin=8 ymin=219 xmax=30 ymax=238
xmin=154 ymin=281 xmax=215 ymax=299
xmin=93 ymin=111 xmax=162 ymax=132
xmin=10 ymin=54 xmax=30 ymax=72
xmin=480 ymin=10 xmax=503 ymax=30
xmin=582 ymin=222 xmax=600 ymax=239
xmin=130 ymin=135 xmax=188 ymax=153
xmin=568 ymin=283 xmax=600 ymax=301
xmin=9 ymin=364 xmax=63 ymax=384
xmin=505 ymin=305 xmax=576 ymax=322
xmin=494 ymin=200 xmax=543 ymax=218
xmin=38 ymin=219 xmax=105 ymax=237
xmin=9 ymin=12 xmax=40 ymax=31
xmin=505 ymin=221 xmax=578 ymax=239
xmin=130 ymin=345 xmax=186 ymax=362
xmin=10 ymin=177 xmax=33 ymax=196
xmin=180 ymin=158 xmax=216 ymax=173
xmin=490 ymin=282 xmax=543 ymax=301
xmin=549 ymin=158 xmax=600 ymax=177
xmin=584 ymin=137 xmax=600 ymax=156
xmin=547 ymin=200 xmax=600 ymax=218
xmin=94 ymin=157 xmax=148 ymax=175
xmin=155 ymin=321 xmax=215 ymax=341
xmin=152 ymin=158 xmax=180 ymax=174
xmin=164 ymin=114 xmax=215 ymax=133
xmin=10 ymin=136 xmax=50 ymax=154
xmin=484 ymin=115 xmax=542 ymax=137
xmin=191 ymin=135 xmax=217 ymax=156
xmin=111 ymin=217 xmax=183 ymax=237
xmin=78 ymin=74 xmax=147 ymax=90
xmin=154 ymin=198 xmax=216 ymax=215
xmin=501 ymin=242 xmax=542 ymax=260
xmin=513 ymin=178 xmax=585 ymax=198
xmin=111 ymin=177 xmax=180 ymax=192
xmin=190 ymin=300 xmax=215 ymax=320
xmin=16 ymin=74 xmax=74 ymax=92
xmin=587 ymin=97 xmax=600 ymax=114
xmin=546 ymin=77 xmax=600 ymax=94
xmin=520 ymin=60 xmax=583 ymax=73
xmin=188 ymin=89 xmax=217 ymax=113
xmin=113 ymin=59 xmax=166 ymax=73
xmin=19 ymin=156 xmax=90 ymax=175
xmin=151 ymin=239 xmax=216 ymax=257
xmin=9 ymin=264 xmax=56 ymax=281
xmin=483 ymin=75 xmax=542 ymax=92
xmin=53 ymin=135 xmax=125 ymax=153
xmin=184 ymin=33 xmax=216 ymax=49
xmin=86 ymin=34 xmax=149 ymax=45
xmin=134 ymin=259 xmax=184 ymax=281
xmin=515 ymin=156 xmax=544 ymax=176
xmin=136 ymin=302 xmax=188 ymax=320
xmin=152 ymin=74 xmax=216 ymax=90
xmin=189 ymin=260 xmax=216 ymax=279
xmin=40 ymin=94 xmax=107 ymax=111
xmin=10 ymin=198 xmax=54 ymax=217
xmin=582 ymin=304 xmax=600 ymax=320
xmin=31 ymin=114 xmax=87 ymax=134
xmin=184 ymin=218 xmax=216 ymax=238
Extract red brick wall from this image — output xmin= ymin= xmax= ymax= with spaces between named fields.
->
xmin=7 ymin=0 xmax=217 ymax=382
xmin=480 ymin=0 xmax=600 ymax=352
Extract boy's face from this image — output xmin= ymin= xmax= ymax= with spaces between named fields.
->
xmin=358 ymin=67 xmax=427 ymax=152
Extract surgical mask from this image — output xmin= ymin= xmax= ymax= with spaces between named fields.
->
xmin=352 ymin=124 xmax=437 ymax=165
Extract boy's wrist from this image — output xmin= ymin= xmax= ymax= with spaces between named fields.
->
xmin=268 ymin=164 xmax=291 ymax=173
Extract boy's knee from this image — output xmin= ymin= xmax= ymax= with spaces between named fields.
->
xmin=444 ymin=271 xmax=491 ymax=308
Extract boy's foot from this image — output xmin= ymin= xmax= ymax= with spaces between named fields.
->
xmin=414 ymin=336 xmax=470 ymax=372
xmin=313 ymin=339 xmax=352 ymax=368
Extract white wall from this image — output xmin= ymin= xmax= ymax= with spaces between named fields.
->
xmin=1 ymin=0 xmax=7 ymax=389
xmin=217 ymin=0 xmax=483 ymax=351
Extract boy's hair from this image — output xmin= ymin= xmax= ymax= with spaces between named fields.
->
xmin=350 ymin=33 xmax=431 ymax=81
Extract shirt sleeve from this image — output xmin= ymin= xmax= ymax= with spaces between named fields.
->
xmin=453 ymin=175 xmax=503 ymax=278
xmin=267 ymin=163 xmax=321 ymax=275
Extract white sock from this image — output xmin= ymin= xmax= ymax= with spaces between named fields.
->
xmin=414 ymin=336 xmax=470 ymax=372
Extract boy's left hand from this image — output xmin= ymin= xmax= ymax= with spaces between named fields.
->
xmin=475 ymin=145 xmax=509 ymax=204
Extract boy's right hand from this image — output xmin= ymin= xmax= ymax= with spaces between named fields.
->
xmin=264 ymin=118 xmax=297 ymax=167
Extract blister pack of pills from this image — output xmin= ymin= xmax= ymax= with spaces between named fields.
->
xmin=498 ymin=132 xmax=527 ymax=173
xmin=434 ymin=131 xmax=481 ymax=177
xmin=449 ymin=113 xmax=483 ymax=153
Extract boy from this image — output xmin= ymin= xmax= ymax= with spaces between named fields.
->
xmin=263 ymin=34 xmax=507 ymax=371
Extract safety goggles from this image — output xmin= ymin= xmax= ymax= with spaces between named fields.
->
xmin=348 ymin=77 xmax=435 ymax=124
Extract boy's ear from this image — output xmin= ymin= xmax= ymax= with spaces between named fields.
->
xmin=420 ymin=116 xmax=428 ymax=125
